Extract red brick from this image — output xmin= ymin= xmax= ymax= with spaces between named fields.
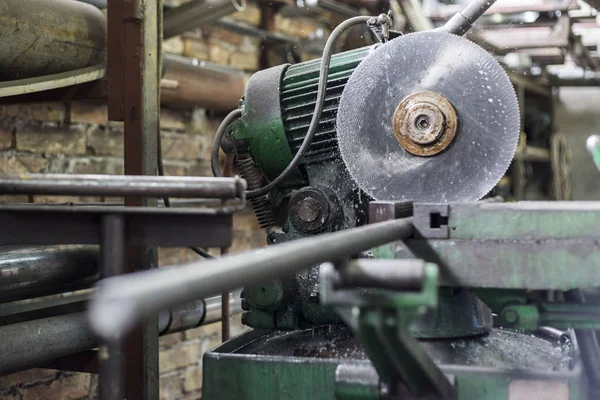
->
xmin=230 ymin=2 xmax=261 ymax=26
xmin=0 ymin=124 xmax=13 ymax=149
xmin=183 ymin=366 xmax=203 ymax=393
xmin=0 ymin=103 xmax=66 ymax=123
xmin=161 ymin=108 xmax=188 ymax=132
xmin=159 ymin=373 xmax=183 ymax=400
xmin=230 ymin=50 xmax=260 ymax=71
xmin=16 ymin=124 xmax=86 ymax=155
xmin=87 ymin=127 xmax=124 ymax=156
xmin=161 ymin=132 xmax=202 ymax=161
xmin=160 ymin=332 xmax=184 ymax=348
xmin=159 ymin=342 xmax=201 ymax=372
xmin=0 ymin=153 xmax=49 ymax=174
xmin=20 ymin=373 xmax=91 ymax=400
xmin=182 ymin=37 xmax=209 ymax=61
xmin=0 ymin=369 xmax=57 ymax=395
xmin=208 ymin=42 xmax=231 ymax=66
xmin=70 ymin=102 xmax=108 ymax=125
xmin=184 ymin=321 xmax=221 ymax=340
xmin=164 ymin=36 xmax=185 ymax=55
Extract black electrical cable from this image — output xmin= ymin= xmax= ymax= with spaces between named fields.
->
xmin=244 ymin=15 xmax=371 ymax=199
xmin=211 ymin=108 xmax=242 ymax=178
xmin=210 ymin=16 xmax=373 ymax=199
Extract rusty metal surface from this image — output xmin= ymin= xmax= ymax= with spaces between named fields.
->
xmin=161 ymin=55 xmax=246 ymax=111
xmin=392 ymin=90 xmax=458 ymax=157
xmin=0 ymin=0 xmax=106 ymax=81
xmin=0 ymin=173 xmax=245 ymax=199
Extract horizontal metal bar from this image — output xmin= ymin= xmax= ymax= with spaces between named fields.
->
xmin=0 ymin=206 xmax=233 ymax=247
xmin=0 ymin=312 xmax=97 ymax=375
xmin=0 ymin=246 xmax=99 ymax=303
xmin=441 ymin=202 xmax=600 ymax=240
xmin=402 ymin=239 xmax=600 ymax=290
xmin=90 ymin=218 xmax=414 ymax=340
xmin=0 ymin=295 xmax=236 ymax=375
xmin=335 ymin=259 xmax=425 ymax=290
xmin=164 ymin=0 xmax=241 ymax=39
xmin=0 ymin=174 xmax=246 ymax=199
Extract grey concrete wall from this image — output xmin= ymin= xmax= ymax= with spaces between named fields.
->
xmin=556 ymin=87 xmax=600 ymax=200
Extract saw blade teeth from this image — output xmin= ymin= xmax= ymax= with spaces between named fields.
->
xmin=336 ymin=30 xmax=522 ymax=203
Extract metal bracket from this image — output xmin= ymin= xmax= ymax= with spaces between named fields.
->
xmin=320 ymin=260 xmax=455 ymax=398
xmin=414 ymin=204 xmax=449 ymax=239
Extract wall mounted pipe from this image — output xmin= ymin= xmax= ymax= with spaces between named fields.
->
xmin=163 ymin=0 xmax=245 ymax=40
xmin=0 ymin=246 xmax=99 ymax=303
xmin=161 ymin=55 xmax=246 ymax=111
xmin=0 ymin=294 xmax=239 ymax=375
xmin=0 ymin=0 xmax=106 ymax=80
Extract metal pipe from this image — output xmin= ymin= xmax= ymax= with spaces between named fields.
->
xmin=204 ymin=293 xmax=241 ymax=325
xmin=335 ymin=259 xmax=425 ymax=290
xmin=0 ymin=246 xmax=99 ymax=303
xmin=0 ymin=312 xmax=97 ymax=375
xmin=163 ymin=0 xmax=245 ymax=39
xmin=90 ymin=218 xmax=414 ymax=340
xmin=0 ymin=0 xmax=106 ymax=80
xmin=0 ymin=174 xmax=246 ymax=200
xmin=440 ymin=0 xmax=497 ymax=36
xmin=0 ymin=296 xmax=235 ymax=375
xmin=161 ymin=55 xmax=246 ymax=111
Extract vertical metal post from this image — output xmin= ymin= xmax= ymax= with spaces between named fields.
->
xmin=99 ymin=215 xmax=126 ymax=400
xmin=121 ymin=0 xmax=160 ymax=398
xmin=220 ymin=154 xmax=235 ymax=341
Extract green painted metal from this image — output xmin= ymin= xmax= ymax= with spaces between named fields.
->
xmin=203 ymin=330 xmax=588 ymax=400
xmin=233 ymin=46 xmax=371 ymax=181
xmin=233 ymin=104 xmax=292 ymax=181
xmin=448 ymin=202 xmax=600 ymax=240
xmin=334 ymin=264 xmax=455 ymax=397
xmin=404 ymin=239 xmax=600 ymax=289
xmin=203 ymin=356 xmax=339 ymax=400
xmin=244 ymin=280 xmax=285 ymax=312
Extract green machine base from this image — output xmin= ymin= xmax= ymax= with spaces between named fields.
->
xmin=203 ymin=325 xmax=587 ymax=400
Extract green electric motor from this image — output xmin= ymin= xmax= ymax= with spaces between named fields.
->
xmin=231 ymin=46 xmax=373 ymax=183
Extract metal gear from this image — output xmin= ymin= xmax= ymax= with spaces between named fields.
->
xmin=337 ymin=31 xmax=520 ymax=202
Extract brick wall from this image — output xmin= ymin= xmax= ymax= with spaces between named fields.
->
xmin=0 ymin=2 xmax=324 ymax=399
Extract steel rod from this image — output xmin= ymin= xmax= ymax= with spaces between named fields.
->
xmin=90 ymin=218 xmax=414 ymax=340
xmin=0 ymin=246 xmax=99 ymax=303
xmin=163 ymin=0 xmax=243 ymax=39
xmin=0 ymin=174 xmax=245 ymax=199
xmin=0 ymin=296 xmax=235 ymax=375
xmin=335 ymin=259 xmax=425 ymax=290
xmin=440 ymin=0 xmax=497 ymax=36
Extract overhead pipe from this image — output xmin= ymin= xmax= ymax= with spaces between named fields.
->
xmin=161 ymin=55 xmax=246 ymax=111
xmin=0 ymin=246 xmax=99 ymax=303
xmin=0 ymin=294 xmax=239 ymax=375
xmin=163 ymin=0 xmax=245 ymax=39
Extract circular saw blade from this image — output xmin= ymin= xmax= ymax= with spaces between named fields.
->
xmin=337 ymin=31 xmax=520 ymax=202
